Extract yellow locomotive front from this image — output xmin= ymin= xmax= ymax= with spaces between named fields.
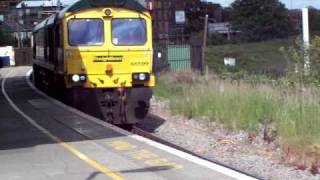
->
xmin=32 ymin=0 xmax=155 ymax=125
xmin=64 ymin=7 xmax=155 ymax=89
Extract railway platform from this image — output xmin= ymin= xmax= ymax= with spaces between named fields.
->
xmin=0 ymin=66 xmax=256 ymax=180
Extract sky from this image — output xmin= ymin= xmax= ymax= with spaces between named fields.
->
xmin=57 ymin=0 xmax=320 ymax=9
xmin=208 ymin=0 xmax=320 ymax=9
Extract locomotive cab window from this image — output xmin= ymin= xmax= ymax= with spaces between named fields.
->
xmin=112 ymin=18 xmax=147 ymax=46
xmin=68 ymin=19 xmax=104 ymax=46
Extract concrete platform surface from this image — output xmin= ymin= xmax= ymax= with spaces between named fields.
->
xmin=0 ymin=67 xmax=256 ymax=180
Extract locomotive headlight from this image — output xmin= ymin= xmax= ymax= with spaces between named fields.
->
xmin=133 ymin=74 xmax=139 ymax=80
xmin=132 ymin=73 xmax=149 ymax=81
xmin=139 ymin=73 xmax=146 ymax=81
xmin=80 ymin=75 xmax=86 ymax=81
xmin=72 ymin=74 xmax=80 ymax=82
xmin=69 ymin=74 xmax=87 ymax=83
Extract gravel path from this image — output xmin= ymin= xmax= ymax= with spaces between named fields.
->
xmin=137 ymin=97 xmax=320 ymax=180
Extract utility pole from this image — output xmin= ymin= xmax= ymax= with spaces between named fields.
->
xmin=201 ymin=14 xmax=208 ymax=76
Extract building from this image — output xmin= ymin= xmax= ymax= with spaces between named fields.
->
xmin=208 ymin=22 xmax=231 ymax=34
xmin=208 ymin=22 xmax=240 ymax=40
xmin=5 ymin=0 xmax=63 ymax=47
xmin=145 ymin=0 xmax=187 ymax=43
xmin=0 ymin=0 xmax=21 ymax=15
xmin=0 ymin=0 xmax=21 ymax=22
xmin=15 ymin=0 xmax=61 ymax=31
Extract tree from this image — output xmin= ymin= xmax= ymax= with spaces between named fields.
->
xmin=230 ymin=0 xmax=293 ymax=41
xmin=185 ymin=0 xmax=222 ymax=35
xmin=0 ymin=25 xmax=15 ymax=46
xmin=22 ymin=37 xmax=31 ymax=47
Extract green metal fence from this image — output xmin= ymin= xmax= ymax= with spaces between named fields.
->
xmin=153 ymin=44 xmax=202 ymax=73
xmin=168 ymin=45 xmax=191 ymax=72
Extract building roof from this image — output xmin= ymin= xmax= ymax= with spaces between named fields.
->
xmin=0 ymin=0 xmax=21 ymax=13
xmin=16 ymin=0 xmax=63 ymax=8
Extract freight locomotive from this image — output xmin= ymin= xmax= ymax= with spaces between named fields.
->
xmin=32 ymin=0 xmax=155 ymax=125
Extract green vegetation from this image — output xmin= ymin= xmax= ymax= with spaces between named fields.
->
xmin=22 ymin=37 xmax=31 ymax=47
xmin=0 ymin=25 xmax=15 ymax=47
xmin=205 ymin=38 xmax=294 ymax=76
xmin=155 ymin=37 xmax=320 ymax=148
xmin=154 ymin=72 xmax=320 ymax=147
xmin=230 ymin=0 xmax=293 ymax=41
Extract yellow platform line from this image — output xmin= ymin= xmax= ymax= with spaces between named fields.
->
xmin=1 ymin=70 xmax=124 ymax=180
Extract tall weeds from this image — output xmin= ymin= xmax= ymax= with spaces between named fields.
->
xmin=155 ymin=72 xmax=320 ymax=147
xmin=154 ymin=37 xmax=320 ymax=148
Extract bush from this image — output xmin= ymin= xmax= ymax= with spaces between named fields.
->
xmin=22 ymin=37 xmax=31 ymax=47
xmin=208 ymin=33 xmax=228 ymax=45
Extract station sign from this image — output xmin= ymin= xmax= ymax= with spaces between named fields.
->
xmin=175 ymin=10 xmax=186 ymax=24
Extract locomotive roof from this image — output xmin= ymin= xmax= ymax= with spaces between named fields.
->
xmin=34 ymin=0 xmax=147 ymax=32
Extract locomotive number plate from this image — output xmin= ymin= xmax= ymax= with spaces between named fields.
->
xmin=93 ymin=56 xmax=123 ymax=63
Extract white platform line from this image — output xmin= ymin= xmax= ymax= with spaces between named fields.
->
xmin=26 ymin=69 xmax=258 ymax=180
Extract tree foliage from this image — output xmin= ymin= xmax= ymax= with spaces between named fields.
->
xmin=230 ymin=0 xmax=293 ymax=41
xmin=0 ymin=25 xmax=15 ymax=46
xmin=185 ymin=0 xmax=222 ymax=35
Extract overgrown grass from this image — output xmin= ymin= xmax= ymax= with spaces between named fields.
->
xmin=154 ymin=72 xmax=320 ymax=147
